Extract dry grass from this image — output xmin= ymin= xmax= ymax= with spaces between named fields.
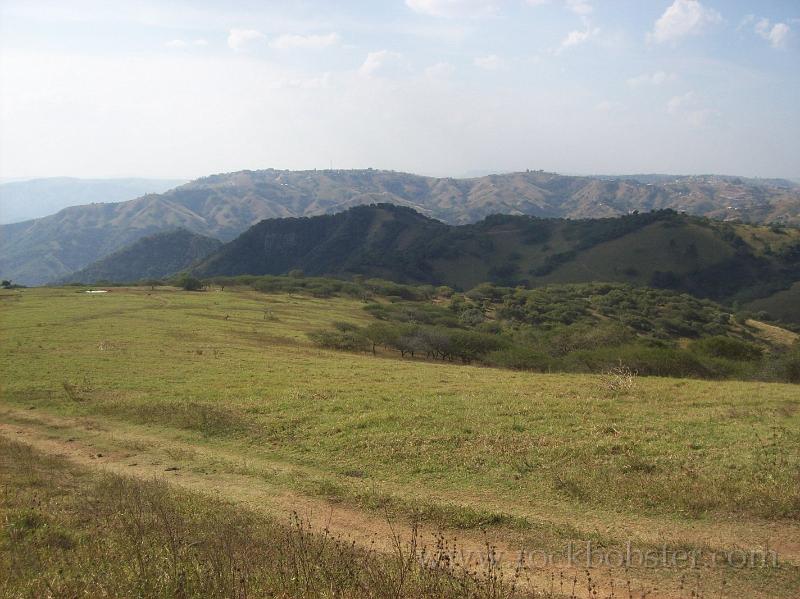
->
xmin=2 ymin=286 xmax=800 ymax=597
xmin=598 ymin=363 xmax=638 ymax=395
xmin=1 ymin=437 xmax=553 ymax=599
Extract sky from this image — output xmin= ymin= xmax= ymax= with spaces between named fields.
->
xmin=0 ymin=0 xmax=798 ymax=180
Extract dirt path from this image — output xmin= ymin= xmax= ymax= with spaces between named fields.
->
xmin=0 ymin=406 xmax=789 ymax=599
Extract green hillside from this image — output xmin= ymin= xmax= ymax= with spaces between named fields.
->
xmin=192 ymin=204 xmax=800 ymax=315
xmin=62 ymin=229 xmax=222 ymax=284
xmin=3 ymin=168 xmax=799 ymax=285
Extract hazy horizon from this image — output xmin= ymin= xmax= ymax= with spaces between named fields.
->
xmin=2 ymin=168 xmax=800 ymax=185
xmin=1 ymin=0 xmax=798 ymax=180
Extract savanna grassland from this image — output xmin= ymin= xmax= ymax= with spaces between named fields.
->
xmin=1 ymin=286 xmax=799 ymax=598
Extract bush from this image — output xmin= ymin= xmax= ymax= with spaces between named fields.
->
xmin=362 ymin=322 xmax=400 ymax=353
xmin=307 ymin=329 xmax=369 ymax=352
xmin=447 ymin=330 xmax=506 ymax=363
xmin=458 ymin=308 xmax=485 ymax=326
xmin=541 ymin=323 xmax=632 ymax=356
xmin=691 ymin=336 xmax=763 ymax=361
xmin=484 ymin=347 xmax=551 ymax=371
xmin=178 ymin=276 xmax=203 ymax=291
xmin=566 ymin=344 xmax=711 ymax=379
xmin=775 ymin=347 xmax=800 ymax=383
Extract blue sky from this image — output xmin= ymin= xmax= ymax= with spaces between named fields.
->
xmin=0 ymin=0 xmax=797 ymax=179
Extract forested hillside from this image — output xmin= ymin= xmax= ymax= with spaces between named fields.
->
xmin=3 ymin=168 xmax=799 ymax=285
xmin=62 ymin=229 xmax=222 ymax=284
xmin=192 ymin=204 xmax=800 ymax=315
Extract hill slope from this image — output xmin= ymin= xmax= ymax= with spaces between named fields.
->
xmin=0 ymin=177 xmax=185 ymax=224
xmin=3 ymin=169 xmax=799 ymax=285
xmin=62 ymin=229 xmax=222 ymax=284
xmin=192 ymin=204 xmax=800 ymax=314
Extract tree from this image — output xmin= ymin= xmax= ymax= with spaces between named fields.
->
xmin=459 ymin=307 xmax=485 ymax=326
xmin=307 ymin=329 xmax=369 ymax=352
xmin=436 ymin=285 xmax=454 ymax=298
xmin=448 ymin=330 xmax=505 ymax=363
xmin=363 ymin=322 xmax=398 ymax=354
xmin=388 ymin=324 xmax=425 ymax=358
xmin=178 ymin=276 xmax=203 ymax=291
xmin=1 ymin=280 xmax=11 ymax=289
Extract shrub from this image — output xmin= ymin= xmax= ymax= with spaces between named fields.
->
xmin=362 ymin=322 xmax=400 ymax=353
xmin=458 ymin=308 xmax=485 ymax=326
xmin=178 ymin=276 xmax=203 ymax=291
xmin=307 ymin=329 xmax=369 ymax=352
xmin=447 ymin=330 xmax=506 ymax=363
xmin=691 ymin=336 xmax=764 ymax=361
xmin=484 ymin=347 xmax=551 ymax=371
xmin=435 ymin=285 xmax=454 ymax=298
xmin=775 ymin=347 xmax=800 ymax=383
xmin=567 ymin=344 xmax=711 ymax=379
xmin=541 ymin=323 xmax=632 ymax=356
xmin=599 ymin=363 xmax=638 ymax=395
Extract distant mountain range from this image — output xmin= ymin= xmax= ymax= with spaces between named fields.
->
xmin=2 ymin=168 xmax=799 ymax=286
xmin=0 ymin=177 xmax=186 ymax=224
xmin=62 ymin=229 xmax=221 ymax=284
xmin=190 ymin=205 xmax=800 ymax=314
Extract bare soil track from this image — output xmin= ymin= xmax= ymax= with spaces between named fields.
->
xmin=0 ymin=406 xmax=794 ymax=599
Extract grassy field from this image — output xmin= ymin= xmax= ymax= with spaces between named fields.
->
xmin=1 ymin=286 xmax=799 ymax=597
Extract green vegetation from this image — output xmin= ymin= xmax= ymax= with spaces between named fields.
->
xmin=177 ymin=275 xmax=204 ymax=291
xmin=303 ymin=280 xmax=799 ymax=382
xmin=190 ymin=205 xmax=800 ymax=320
xmin=5 ymin=168 xmax=800 ymax=287
xmin=62 ymin=228 xmax=222 ymax=285
xmin=2 ymin=285 xmax=799 ymax=597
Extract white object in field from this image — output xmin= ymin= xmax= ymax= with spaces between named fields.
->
xmin=84 ymin=290 xmax=108 ymax=294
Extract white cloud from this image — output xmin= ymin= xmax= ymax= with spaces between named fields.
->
xmin=165 ymin=39 xmax=207 ymax=48
xmin=270 ymin=32 xmax=341 ymax=50
xmin=667 ymin=91 xmax=695 ymax=114
xmin=667 ymin=91 xmax=717 ymax=127
xmin=754 ymin=18 xmax=791 ymax=49
xmin=627 ymin=71 xmax=676 ymax=88
xmin=736 ymin=14 xmax=755 ymax=32
xmin=526 ymin=0 xmax=591 ymax=14
xmin=473 ymin=54 xmax=504 ymax=70
xmin=649 ymin=0 xmax=722 ymax=44
xmin=596 ymin=100 xmax=625 ymax=113
xmin=358 ymin=50 xmax=407 ymax=78
xmin=564 ymin=0 xmax=592 ymax=15
xmin=425 ymin=61 xmax=455 ymax=79
xmin=227 ymin=28 xmax=265 ymax=51
xmin=557 ymin=22 xmax=600 ymax=53
xmin=405 ymin=0 xmax=498 ymax=18
xmin=277 ymin=73 xmax=332 ymax=89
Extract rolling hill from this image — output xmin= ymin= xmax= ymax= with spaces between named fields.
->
xmin=191 ymin=204 xmax=800 ymax=318
xmin=3 ymin=169 xmax=799 ymax=286
xmin=61 ymin=229 xmax=222 ymax=284
xmin=0 ymin=177 xmax=185 ymax=224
